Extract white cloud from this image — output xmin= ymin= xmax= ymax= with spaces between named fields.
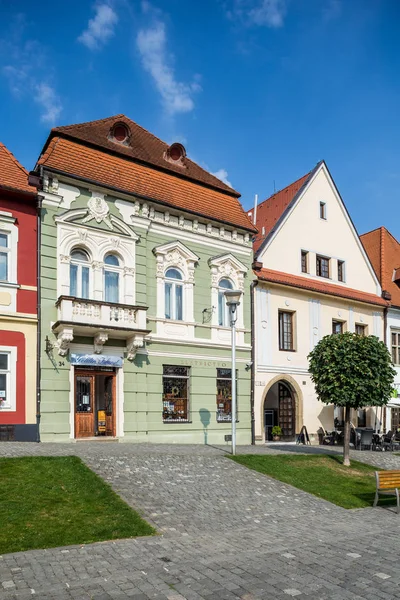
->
xmin=226 ymin=0 xmax=287 ymax=28
xmin=78 ymin=3 xmax=118 ymax=50
xmin=35 ymin=83 xmax=62 ymax=124
xmin=211 ymin=169 xmax=233 ymax=188
xmin=136 ymin=13 xmax=200 ymax=115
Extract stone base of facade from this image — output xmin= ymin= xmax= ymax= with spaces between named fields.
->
xmin=0 ymin=424 xmax=38 ymax=442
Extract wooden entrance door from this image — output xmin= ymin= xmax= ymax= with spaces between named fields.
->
xmin=278 ymin=383 xmax=295 ymax=439
xmin=74 ymin=370 xmax=116 ymax=438
xmin=75 ymin=374 xmax=95 ymax=438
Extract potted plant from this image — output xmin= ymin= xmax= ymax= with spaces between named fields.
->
xmin=271 ymin=425 xmax=282 ymax=441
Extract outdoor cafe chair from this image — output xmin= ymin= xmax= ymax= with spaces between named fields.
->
xmin=358 ymin=429 xmax=373 ymax=451
xmin=382 ymin=431 xmax=395 ymax=451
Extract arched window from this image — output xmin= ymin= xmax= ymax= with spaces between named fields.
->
xmin=165 ymin=268 xmax=183 ymax=320
xmin=70 ymin=249 xmax=90 ymax=298
xmin=104 ymin=254 xmax=120 ymax=303
xmin=218 ymin=278 xmax=233 ymax=327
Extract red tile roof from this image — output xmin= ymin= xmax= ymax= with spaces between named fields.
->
xmin=252 ymin=170 xmax=313 ymax=252
xmin=361 ymin=227 xmax=400 ymax=308
xmin=38 ymin=137 xmax=256 ymax=232
xmin=0 ymin=142 xmax=35 ymax=196
xmin=256 ymin=267 xmax=388 ymax=307
xmin=51 ymin=114 xmax=238 ymax=195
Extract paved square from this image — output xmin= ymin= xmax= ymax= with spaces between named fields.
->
xmin=1 ymin=442 xmax=400 ymax=599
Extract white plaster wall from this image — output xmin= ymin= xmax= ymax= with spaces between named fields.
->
xmin=258 ymin=166 xmax=379 ymax=295
xmin=254 ymin=282 xmax=385 ymax=440
xmin=387 ymin=308 xmax=400 ymax=389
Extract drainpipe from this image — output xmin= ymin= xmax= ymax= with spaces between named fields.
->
xmin=383 ymin=304 xmax=389 ymax=433
xmin=250 ymin=279 xmax=259 ymax=445
xmin=34 ymin=167 xmax=44 ymax=442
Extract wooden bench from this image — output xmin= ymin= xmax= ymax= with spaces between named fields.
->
xmin=374 ymin=471 xmax=400 ymax=514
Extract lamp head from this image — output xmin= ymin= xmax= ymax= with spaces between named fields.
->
xmin=224 ymin=289 xmax=242 ymax=307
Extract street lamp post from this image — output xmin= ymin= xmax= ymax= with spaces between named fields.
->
xmin=224 ymin=289 xmax=242 ymax=456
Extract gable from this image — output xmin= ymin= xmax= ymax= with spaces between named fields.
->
xmin=361 ymin=227 xmax=400 ymax=307
xmin=257 ymin=162 xmax=380 ymax=296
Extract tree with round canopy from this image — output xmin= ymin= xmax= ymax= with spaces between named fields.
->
xmin=308 ymin=332 xmax=395 ymax=466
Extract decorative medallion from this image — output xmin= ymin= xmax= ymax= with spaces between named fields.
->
xmin=82 ymin=194 xmax=113 ymax=229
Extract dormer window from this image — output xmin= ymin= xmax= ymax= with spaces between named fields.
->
xmin=165 ymin=143 xmax=186 ymax=165
xmin=109 ymin=123 xmax=130 ymax=145
xmin=320 ymin=202 xmax=327 ymax=220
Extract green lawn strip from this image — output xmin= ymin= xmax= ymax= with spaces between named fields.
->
xmin=0 ymin=456 xmax=155 ymax=554
xmin=229 ymin=454 xmax=397 ymax=510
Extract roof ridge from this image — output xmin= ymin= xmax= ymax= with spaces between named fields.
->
xmin=256 ymin=171 xmax=311 ymax=209
xmin=0 ymin=141 xmax=29 ymax=178
xmin=53 ymin=114 xmax=126 ymax=132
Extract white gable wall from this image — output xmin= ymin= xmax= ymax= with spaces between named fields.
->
xmin=257 ymin=165 xmax=379 ymax=295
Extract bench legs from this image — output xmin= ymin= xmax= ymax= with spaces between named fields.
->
xmin=397 ymin=489 xmax=400 ymax=515
xmin=374 ymin=490 xmax=379 ymax=507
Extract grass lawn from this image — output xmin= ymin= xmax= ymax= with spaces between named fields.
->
xmin=230 ymin=454 xmax=396 ymax=510
xmin=0 ymin=456 xmax=155 ymax=554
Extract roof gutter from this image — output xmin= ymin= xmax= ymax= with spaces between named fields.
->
xmin=36 ymin=166 xmax=257 ymax=235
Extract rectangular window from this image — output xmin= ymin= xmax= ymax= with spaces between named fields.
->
xmin=391 ymin=330 xmax=400 ymax=365
xmin=316 ymin=255 xmax=330 ymax=278
xmin=0 ymin=352 xmax=10 ymax=410
xmin=355 ymin=324 xmax=366 ymax=336
xmin=0 ymin=233 xmax=9 ymax=281
xmin=320 ymin=202 xmax=327 ymax=219
xmin=104 ymin=271 xmax=119 ymax=303
xmin=162 ymin=365 xmax=190 ymax=422
xmin=357 ymin=408 xmax=367 ymax=428
xmin=301 ymin=250 xmax=308 ymax=273
xmin=279 ymin=311 xmax=294 ymax=351
xmin=332 ymin=320 xmax=344 ymax=335
xmin=216 ymin=368 xmax=238 ymax=422
xmin=338 ymin=260 xmax=345 ymax=282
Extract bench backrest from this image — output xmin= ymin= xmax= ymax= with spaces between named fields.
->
xmin=376 ymin=470 xmax=400 ymax=489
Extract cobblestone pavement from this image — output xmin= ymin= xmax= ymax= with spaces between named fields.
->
xmin=1 ymin=442 xmax=400 ymax=600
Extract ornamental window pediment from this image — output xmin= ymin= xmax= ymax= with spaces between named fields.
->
xmin=208 ymin=253 xmax=248 ymax=291
xmin=208 ymin=254 xmax=248 ymax=329
xmin=57 ymin=220 xmax=137 ymax=305
xmin=153 ymin=240 xmax=199 ymax=284
xmin=153 ymin=241 xmax=199 ymax=323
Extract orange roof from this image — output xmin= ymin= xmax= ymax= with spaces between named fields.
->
xmin=38 ymin=136 xmax=256 ymax=232
xmin=0 ymin=142 xmax=35 ymax=196
xmin=256 ymin=267 xmax=388 ymax=307
xmin=361 ymin=227 xmax=400 ymax=308
xmin=52 ymin=114 xmax=238 ymax=195
xmin=253 ymin=168 xmax=316 ymax=252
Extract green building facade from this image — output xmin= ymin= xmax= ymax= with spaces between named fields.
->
xmin=35 ymin=116 xmax=255 ymax=443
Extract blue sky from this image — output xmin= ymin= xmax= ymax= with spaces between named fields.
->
xmin=0 ymin=0 xmax=399 ymax=236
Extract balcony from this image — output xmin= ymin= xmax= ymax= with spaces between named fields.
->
xmin=52 ymin=296 xmax=150 ymax=358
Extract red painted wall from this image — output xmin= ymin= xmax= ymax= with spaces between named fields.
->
xmin=0 ymin=192 xmax=37 ymax=315
xmin=0 ymin=331 xmax=25 ymax=424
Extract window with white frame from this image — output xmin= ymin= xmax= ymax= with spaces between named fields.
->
xmin=70 ymin=248 xmax=90 ymax=298
xmin=0 ymin=349 xmax=15 ymax=411
xmin=165 ymin=268 xmax=183 ymax=320
xmin=0 ymin=233 xmax=9 ymax=281
xmin=104 ymin=254 xmax=121 ymax=303
xmin=218 ymin=278 xmax=233 ymax=326
xmin=162 ymin=365 xmax=190 ymax=421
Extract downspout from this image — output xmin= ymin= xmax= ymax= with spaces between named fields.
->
xmin=250 ymin=279 xmax=258 ymax=445
xmin=383 ymin=304 xmax=388 ymax=433
xmin=35 ymin=167 xmax=43 ymax=442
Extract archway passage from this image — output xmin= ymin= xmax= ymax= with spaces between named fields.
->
xmin=264 ymin=381 xmax=296 ymax=441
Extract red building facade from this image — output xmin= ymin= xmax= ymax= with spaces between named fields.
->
xmin=0 ymin=142 xmax=37 ymax=440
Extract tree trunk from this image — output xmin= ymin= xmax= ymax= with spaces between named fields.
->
xmin=343 ymin=405 xmax=351 ymax=467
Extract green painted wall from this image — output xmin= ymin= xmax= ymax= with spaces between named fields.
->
xmin=39 ymin=181 xmax=253 ymax=444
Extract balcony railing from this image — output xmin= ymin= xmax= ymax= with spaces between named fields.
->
xmin=55 ymin=296 xmax=148 ymax=331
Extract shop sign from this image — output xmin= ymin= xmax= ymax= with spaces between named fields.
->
xmin=70 ymin=353 xmax=123 ymax=367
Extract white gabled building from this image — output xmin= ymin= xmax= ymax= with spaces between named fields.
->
xmin=251 ymin=161 xmax=388 ymax=443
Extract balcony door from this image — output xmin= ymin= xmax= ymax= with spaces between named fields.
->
xmin=75 ymin=370 xmax=116 ymax=438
